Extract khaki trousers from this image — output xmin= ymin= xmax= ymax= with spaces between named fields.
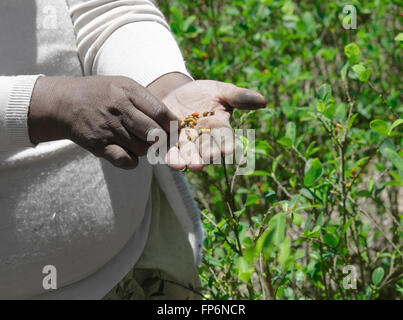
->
xmin=103 ymin=176 xmax=202 ymax=300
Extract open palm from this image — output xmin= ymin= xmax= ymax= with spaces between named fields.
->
xmin=162 ymin=80 xmax=267 ymax=170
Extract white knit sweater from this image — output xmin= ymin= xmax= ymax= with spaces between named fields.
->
xmin=0 ymin=0 xmax=203 ymax=299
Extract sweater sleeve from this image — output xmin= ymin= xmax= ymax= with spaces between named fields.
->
xmin=0 ymin=1 xmax=190 ymax=150
xmin=66 ymin=0 xmax=192 ymax=86
xmin=0 ymin=75 xmax=42 ymax=150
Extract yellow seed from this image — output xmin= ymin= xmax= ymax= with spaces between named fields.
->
xmin=198 ymin=128 xmax=211 ymax=135
xmin=202 ymin=111 xmax=215 ymax=117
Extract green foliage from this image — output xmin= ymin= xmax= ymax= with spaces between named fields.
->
xmin=304 ymin=158 xmax=323 ymax=187
xmin=372 ymin=267 xmax=385 ymax=286
xmin=159 ymin=0 xmax=403 ymax=300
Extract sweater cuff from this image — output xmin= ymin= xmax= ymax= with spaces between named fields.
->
xmin=0 ymin=75 xmax=42 ymax=149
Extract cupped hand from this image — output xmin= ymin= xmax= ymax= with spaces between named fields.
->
xmin=161 ymin=80 xmax=267 ymax=171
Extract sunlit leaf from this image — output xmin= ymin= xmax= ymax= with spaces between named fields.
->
xmin=304 ymin=158 xmax=323 ymax=187
xmin=238 ymin=257 xmax=254 ymax=283
xmin=384 ymin=148 xmax=403 ymax=171
xmin=370 ymin=119 xmax=389 ymax=136
xmin=371 ymin=267 xmax=385 ymax=286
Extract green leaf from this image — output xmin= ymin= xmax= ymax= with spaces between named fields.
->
xmin=289 ymin=175 xmax=297 ymax=188
xmin=388 ymin=119 xmax=403 ymax=135
xmin=270 ymin=213 xmax=286 ymax=246
xmin=384 ymin=148 xmax=403 ymax=172
xmin=359 ymin=68 xmax=372 ymax=82
xmin=345 ymin=43 xmax=360 ymax=58
xmin=247 ymin=170 xmax=271 ymax=177
xmin=344 ymin=43 xmax=360 ymax=64
xmin=351 ymin=64 xmax=365 ymax=76
xmin=341 ymin=217 xmax=355 ymax=238
xmin=245 ymin=194 xmax=260 ymax=206
xmin=234 ymin=207 xmax=246 ymax=217
xmin=360 ymin=69 xmax=372 ymax=82
xmin=352 ymin=64 xmax=372 ymax=82
xmin=278 ymin=136 xmax=293 ymax=148
xmin=183 ymin=16 xmax=196 ymax=32
xmin=324 ymin=103 xmax=336 ymax=119
xmin=257 ymin=228 xmax=274 ymax=257
xmin=316 ymin=100 xmax=325 ymax=113
xmin=255 ymin=140 xmax=272 ymax=155
xmin=272 ymin=154 xmax=283 ymax=173
xmin=258 ymin=213 xmax=286 ymax=258
xmin=292 ymin=212 xmax=303 ymax=227
xmin=370 ymin=119 xmax=389 ymax=136
xmin=317 ymin=84 xmax=332 ymax=103
xmin=341 ymin=62 xmax=349 ymax=81
xmin=300 ymin=188 xmax=314 ymax=200
xmin=322 ymin=232 xmax=338 ymax=248
xmin=348 ymin=113 xmax=358 ymax=130
xmin=243 ymin=246 xmax=256 ymax=264
xmin=371 ymin=267 xmax=385 ymax=286
xmin=278 ymin=237 xmax=291 ymax=268
xmin=263 ymin=190 xmax=276 ymax=204
xmin=357 ymin=190 xmax=372 ymax=198
xmin=304 ymin=158 xmax=323 ymax=187
xmin=285 ymin=122 xmax=297 ymax=144
xmin=238 ymin=257 xmax=254 ymax=283
xmin=394 ymin=33 xmax=403 ymax=42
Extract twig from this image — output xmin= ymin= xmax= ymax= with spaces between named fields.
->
xmin=368 ymin=81 xmax=399 ymax=118
xmin=199 ymin=210 xmax=240 ymax=254
xmin=359 ymin=208 xmax=403 ymax=257
xmin=271 ymin=173 xmax=292 ymax=198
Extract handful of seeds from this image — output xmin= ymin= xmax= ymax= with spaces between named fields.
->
xmin=180 ymin=111 xmax=215 ymax=142
xmin=180 ymin=111 xmax=215 ymax=129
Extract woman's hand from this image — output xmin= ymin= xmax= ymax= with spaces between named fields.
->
xmin=29 ymin=76 xmax=178 ymax=169
xmin=153 ymin=77 xmax=267 ymax=171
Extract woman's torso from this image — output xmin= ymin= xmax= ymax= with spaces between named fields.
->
xmin=0 ymin=0 xmax=152 ymax=298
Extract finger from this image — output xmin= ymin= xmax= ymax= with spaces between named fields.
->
xmin=102 ymin=144 xmax=139 ymax=170
xmin=165 ymin=146 xmax=186 ymax=170
xmin=178 ymin=130 xmax=204 ymax=171
xmin=112 ymin=125 xmax=149 ymax=157
xmin=196 ymin=132 xmax=221 ymax=163
xmin=121 ymin=104 xmax=165 ymax=143
xmin=195 ymin=114 xmax=234 ymax=155
xmin=211 ymin=127 xmax=235 ymax=155
xmin=218 ymin=82 xmax=267 ymax=110
xmin=126 ymin=81 xmax=179 ymax=133
xmin=180 ymin=128 xmax=199 ymax=145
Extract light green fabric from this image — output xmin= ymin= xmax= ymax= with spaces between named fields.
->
xmin=103 ymin=175 xmax=202 ymax=300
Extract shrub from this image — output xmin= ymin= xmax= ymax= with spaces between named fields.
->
xmin=159 ymin=0 xmax=403 ymax=300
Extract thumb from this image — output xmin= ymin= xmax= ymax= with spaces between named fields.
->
xmin=218 ymin=82 xmax=267 ymax=110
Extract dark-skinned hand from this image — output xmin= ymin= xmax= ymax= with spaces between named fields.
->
xmin=29 ymin=76 xmax=178 ymax=169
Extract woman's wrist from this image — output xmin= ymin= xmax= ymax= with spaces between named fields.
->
xmin=147 ymin=72 xmax=193 ymax=101
xmin=28 ymin=77 xmax=70 ymax=144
